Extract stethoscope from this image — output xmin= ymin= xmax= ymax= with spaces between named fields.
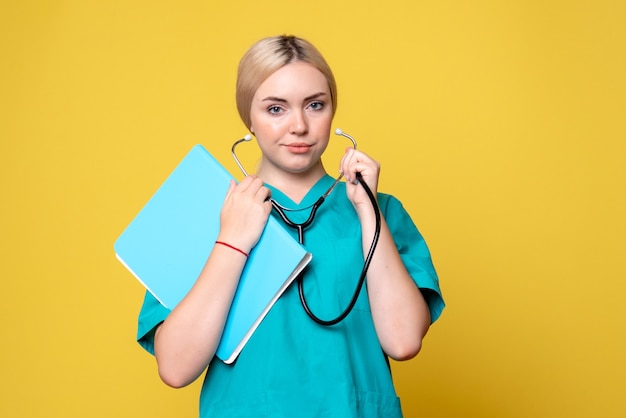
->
xmin=231 ymin=129 xmax=381 ymax=326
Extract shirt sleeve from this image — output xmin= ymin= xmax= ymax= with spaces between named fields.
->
xmin=136 ymin=291 xmax=171 ymax=355
xmin=379 ymin=194 xmax=445 ymax=323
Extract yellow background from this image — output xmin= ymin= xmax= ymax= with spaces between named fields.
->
xmin=1 ymin=1 xmax=624 ymax=417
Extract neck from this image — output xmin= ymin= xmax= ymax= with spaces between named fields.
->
xmin=258 ymin=161 xmax=327 ymax=204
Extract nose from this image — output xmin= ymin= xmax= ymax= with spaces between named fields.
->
xmin=289 ymin=109 xmax=309 ymax=135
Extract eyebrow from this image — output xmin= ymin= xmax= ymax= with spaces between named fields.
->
xmin=261 ymin=92 xmax=327 ymax=103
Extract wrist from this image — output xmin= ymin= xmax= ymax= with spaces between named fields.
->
xmin=214 ymin=240 xmax=249 ymax=257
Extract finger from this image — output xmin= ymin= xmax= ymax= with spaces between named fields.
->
xmin=340 ymin=147 xmax=356 ymax=182
xmin=223 ymin=180 xmax=237 ymax=199
xmin=346 ymin=149 xmax=366 ymax=184
xmin=255 ymin=185 xmax=272 ymax=202
xmin=236 ymin=174 xmax=257 ymax=192
xmin=349 ymin=151 xmax=379 ymax=186
xmin=240 ymin=176 xmax=269 ymax=199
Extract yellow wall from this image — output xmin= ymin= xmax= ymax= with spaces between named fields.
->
xmin=1 ymin=1 xmax=624 ymax=417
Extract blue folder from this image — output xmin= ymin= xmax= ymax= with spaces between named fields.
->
xmin=114 ymin=144 xmax=312 ymax=364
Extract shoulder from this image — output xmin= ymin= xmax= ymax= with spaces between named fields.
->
xmin=377 ymin=192 xmax=411 ymax=221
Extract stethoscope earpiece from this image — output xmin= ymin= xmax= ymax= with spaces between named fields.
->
xmin=334 ymin=128 xmax=357 ymax=150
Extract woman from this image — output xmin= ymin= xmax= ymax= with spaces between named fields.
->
xmin=137 ymin=35 xmax=444 ymax=417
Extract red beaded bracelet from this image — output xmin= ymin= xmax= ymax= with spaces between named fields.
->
xmin=215 ymin=241 xmax=249 ymax=257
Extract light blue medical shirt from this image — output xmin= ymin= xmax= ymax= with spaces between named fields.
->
xmin=137 ymin=174 xmax=444 ymax=417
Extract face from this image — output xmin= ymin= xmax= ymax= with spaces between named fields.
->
xmin=249 ymin=61 xmax=333 ymax=178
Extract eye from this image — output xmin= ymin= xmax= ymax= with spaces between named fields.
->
xmin=267 ymin=105 xmax=284 ymax=115
xmin=308 ymin=101 xmax=325 ymax=111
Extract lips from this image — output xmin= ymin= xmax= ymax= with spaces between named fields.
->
xmin=285 ymin=143 xmax=312 ymax=154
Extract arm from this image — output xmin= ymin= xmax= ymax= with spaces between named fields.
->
xmin=154 ymin=176 xmax=272 ymax=388
xmin=341 ymin=149 xmax=431 ymax=361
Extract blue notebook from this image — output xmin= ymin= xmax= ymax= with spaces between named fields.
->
xmin=114 ymin=144 xmax=312 ymax=364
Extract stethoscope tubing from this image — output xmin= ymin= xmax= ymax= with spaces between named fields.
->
xmin=231 ymin=130 xmax=381 ymax=326
xmin=294 ymin=172 xmax=381 ymax=326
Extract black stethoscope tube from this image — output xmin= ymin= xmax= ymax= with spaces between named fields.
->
xmin=232 ymin=131 xmax=381 ymax=326
xmin=285 ymin=172 xmax=381 ymax=326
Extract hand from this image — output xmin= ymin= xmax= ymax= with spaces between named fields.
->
xmin=339 ymin=147 xmax=381 ymax=211
xmin=217 ymin=175 xmax=272 ymax=254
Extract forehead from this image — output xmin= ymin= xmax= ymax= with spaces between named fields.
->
xmin=253 ymin=61 xmax=330 ymax=100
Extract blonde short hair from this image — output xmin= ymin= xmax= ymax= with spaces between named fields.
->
xmin=236 ymin=35 xmax=337 ymax=130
